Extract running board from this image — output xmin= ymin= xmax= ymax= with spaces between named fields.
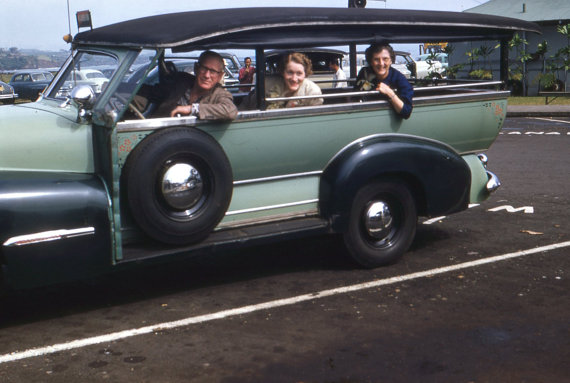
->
xmin=121 ymin=217 xmax=331 ymax=264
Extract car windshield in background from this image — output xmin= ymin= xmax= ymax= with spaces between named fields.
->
xmin=31 ymin=73 xmax=53 ymax=81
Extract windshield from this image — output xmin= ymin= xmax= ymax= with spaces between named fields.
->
xmin=47 ymin=51 xmax=119 ymax=100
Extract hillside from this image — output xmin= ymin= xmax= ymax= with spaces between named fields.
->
xmin=0 ymin=48 xmax=70 ymax=72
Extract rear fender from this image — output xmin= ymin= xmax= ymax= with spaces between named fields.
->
xmin=319 ymin=134 xmax=471 ymax=231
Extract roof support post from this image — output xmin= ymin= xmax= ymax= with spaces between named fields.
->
xmin=500 ymin=38 xmax=509 ymax=90
xmin=349 ymin=44 xmax=357 ymax=79
xmin=255 ymin=48 xmax=266 ymax=110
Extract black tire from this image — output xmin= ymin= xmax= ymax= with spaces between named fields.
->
xmin=343 ymin=179 xmax=417 ymax=268
xmin=123 ymin=127 xmax=233 ymax=245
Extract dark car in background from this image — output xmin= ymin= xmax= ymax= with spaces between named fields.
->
xmin=9 ymin=69 xmax=54 ymax=101
xmin=0 ymin=80 xmax=17 ymax=104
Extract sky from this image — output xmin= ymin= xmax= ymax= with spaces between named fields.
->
xmin=1 ymin=0 xmax=488 ymax=51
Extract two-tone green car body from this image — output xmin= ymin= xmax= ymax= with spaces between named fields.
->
xmin=0 ymin=8 xmax=540 ymax=289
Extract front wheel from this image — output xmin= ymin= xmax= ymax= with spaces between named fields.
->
xmin=343 ymin=180 xmax=417 ymax=268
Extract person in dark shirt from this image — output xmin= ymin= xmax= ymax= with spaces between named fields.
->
xmin=238 ymin=57 xmax=255 ymax=92
xmin=355 ymin=43 xmax=413 ymax=119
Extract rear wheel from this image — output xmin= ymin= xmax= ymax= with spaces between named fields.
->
xmin=343 ymin=179 xmax=417 ymax=268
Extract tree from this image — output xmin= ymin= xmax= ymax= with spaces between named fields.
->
xmin=442 ymin=44 xmax=463 ymax=79
xmin=508 ymin=33 xmax=532 ymax=95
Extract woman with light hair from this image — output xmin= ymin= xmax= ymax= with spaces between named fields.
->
xmin=241 ymin=52 xmax=323 ymax=109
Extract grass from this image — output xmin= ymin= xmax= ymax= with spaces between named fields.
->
xmin=508 ymin=96 xmax=570 ymax=105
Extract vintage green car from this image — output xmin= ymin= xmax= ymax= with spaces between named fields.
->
xmin=0 ymin=8 xmax=539 ymax=289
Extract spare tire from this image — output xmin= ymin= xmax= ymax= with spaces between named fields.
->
xmin=122 ymin=127 xmax=232 ymax=245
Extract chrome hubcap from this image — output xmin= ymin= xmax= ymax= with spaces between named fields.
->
xmin=161 ymin=163 xmax=203 ymax=210
xmin=364 ymin=201 xmax=393 ymax=240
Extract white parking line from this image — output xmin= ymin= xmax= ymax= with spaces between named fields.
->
xmin=1 ymin=240 xmax=569 ymax=365
xmin=528 ymin=117 xmax=570 ymax=124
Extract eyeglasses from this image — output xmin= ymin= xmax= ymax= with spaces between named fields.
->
xmin=196 ymin=63 xmax=223 ymax=76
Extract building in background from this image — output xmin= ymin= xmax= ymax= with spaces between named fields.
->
xmin=450 ymin=0 xmax=570 ymax=95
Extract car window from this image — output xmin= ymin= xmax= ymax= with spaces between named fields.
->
xmin=394 ymin=55 xmax=409 ymax=65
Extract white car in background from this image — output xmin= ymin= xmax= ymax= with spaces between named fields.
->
xmin=56 ymin=68 xmax=109 ymax=98
xmin=416 ymin=53 xmax=448 ymax=69
xmin=415 ymin=53 xmax=448 ymax=78
xmin=69 ymin=69 xmax=109 ymax=93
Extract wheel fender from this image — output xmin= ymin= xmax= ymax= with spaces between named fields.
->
xmin=319 ymin=135 xmax=471 ymax=231
xmin=0 ymin=172 xmax=112 ymax=289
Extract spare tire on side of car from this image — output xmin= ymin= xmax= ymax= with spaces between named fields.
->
xmin=122 ymin=127 xmax=233 ymax=245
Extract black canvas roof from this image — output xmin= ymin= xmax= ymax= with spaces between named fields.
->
xmin=73 ymin=7 xmax=541 ymax=50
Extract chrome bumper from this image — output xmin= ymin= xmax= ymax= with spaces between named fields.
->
xmin=478 ymin=153 xmax=501 ymax=193
xmin=486 ymin=170 xmax=501 ymax=193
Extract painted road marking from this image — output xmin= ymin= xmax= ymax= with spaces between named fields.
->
xmin=528 ymin=117 xmax=570 ymax=124
xmin=1 ymin=240 xmax=569 ymax=365
xmin=422 ymin=203 xmax=531 ymax=225
xmin=489 ymin=205 xmax=534 ymax=214
xmin=501 ymin=131 xmax=568 ymax=135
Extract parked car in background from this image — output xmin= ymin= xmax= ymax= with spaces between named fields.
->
xmin=0 ymin=80 xmax=17 ymax=104
xmin=416 ymin=52 xmax=449 ymax=69
xmin=392 ymin=52 xmax=413 ymax=79
xmin=266 ymin=48 xmax=347 ymax=88
xmin=56 ymin=68 xmax=110 ymax=99
xmin=69 ymin=69 xmax=109 ymax=93
xmin=9 ymin=69 xmax=54 ymax=101
xmin=395 ymin=51 xmax=444 ymax=79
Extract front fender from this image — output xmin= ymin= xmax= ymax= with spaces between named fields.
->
xmin=0 ymin=171 xmax=112 ymax=289
xmin=319 ymin=134 xmax=471 ymax=231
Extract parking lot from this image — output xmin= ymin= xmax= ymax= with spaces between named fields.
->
xmin=0 ymin=116 xmax=568 ymax=382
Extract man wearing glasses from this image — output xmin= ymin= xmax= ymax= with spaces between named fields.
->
xmin=170 ymin=51 xmax=238 ymax=120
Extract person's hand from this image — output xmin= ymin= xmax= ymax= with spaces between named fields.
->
xmin=170 ymin=105 xmax=191 ymax=117
xmin=376 ymin=82 xmax=397 ymax=101
xmin=376 ymin=82 xmax=396 ymax=100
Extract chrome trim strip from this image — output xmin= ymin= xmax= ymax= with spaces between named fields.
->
xmin=267 ymin=90 xmax=377 ymax=102
xmin=225 ymin=199 xmax=318 ymax=216
xmin=266 ymin=82 xmax=503 ymax=102
xmin=117 ymin=89 xmax=508 ymax=132
xmin=3 ymin=227 xmax=95 ymax=247
xmin=217 ymin=210 xmax=319 ymax=229
xmin=234 ymin=170 xmax=322 ymax=185
xmin=414 ymin=81 xmax=502 ymax=92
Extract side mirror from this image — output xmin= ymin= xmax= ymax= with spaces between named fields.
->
xmin=70 ymin=85 xmax=95 ymax=109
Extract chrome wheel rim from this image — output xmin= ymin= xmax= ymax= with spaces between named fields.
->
xmin=160 ymin=162 xmax=204 ymax=213
xmin=363 ymin=201 xmax=393 ymax=241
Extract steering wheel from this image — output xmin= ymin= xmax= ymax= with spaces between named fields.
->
xmin=115 ymin=93 xmax=145 ymax=120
